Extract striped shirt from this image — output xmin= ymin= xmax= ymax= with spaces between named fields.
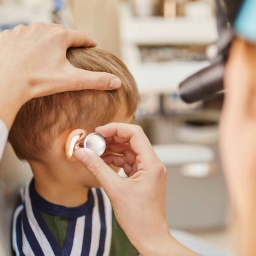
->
xmin=12 ymin=180 xmax=138 ymax=256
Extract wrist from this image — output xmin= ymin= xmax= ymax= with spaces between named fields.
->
xmin=139 ymin=227 xmax=197 ymax=256
xmin=0 ymin=79 xmax=25 ymax=130
xmin=235 ymin=211 xmax=256 ymax=256
xmin=229 ymin=196 xmax=256 ymax=255
xmin=139 ymin=231 xmax=173 ymax=256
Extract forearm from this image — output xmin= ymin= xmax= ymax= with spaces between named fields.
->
xmin=235 ymin=210 xmax=256 ymax=256
xmin=235 ymin=5 xmax=256 ymax=256
xmin=0 ymin=83 xmax=23 ymax=130
xmin=139 ymin=231 xmax=198 ymax=256
xmin=234 ymin=196 xmax=256 ymax=256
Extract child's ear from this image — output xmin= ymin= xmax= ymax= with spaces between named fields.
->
xmin=65 ymin=129 xmax=87 ymax=161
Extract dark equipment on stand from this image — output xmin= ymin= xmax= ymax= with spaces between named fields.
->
xmin=179 ymin=0 xmax=243 ymax=104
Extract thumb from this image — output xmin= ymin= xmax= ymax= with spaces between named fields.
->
xmin=74 ymin=148 xmax=121 ymax=192
xmin=73 ymin=68 xmax=122 ymax=90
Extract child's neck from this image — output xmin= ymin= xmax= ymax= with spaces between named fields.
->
xmin=29 ymin=161 xmax=89 ymax=208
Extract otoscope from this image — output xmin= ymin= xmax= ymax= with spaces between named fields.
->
xmin=178 ymin=0 xmax=255 ymax=104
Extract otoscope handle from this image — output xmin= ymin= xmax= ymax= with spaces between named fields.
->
xmin=179 ymin=62 xmax=224 ymax=104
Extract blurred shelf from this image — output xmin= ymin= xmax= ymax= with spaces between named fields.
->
xmin=0 ymin=5 xmax=52 ymax=27
xmin=129 ymin=60 xmax=209 ymax=94
xmin=120 ymin=3 xmax=218 ymax=45
xmin=119 ymin=2 xmax=217 ymax=95
xmin=153 ymin=144 xmax=214 ymax=166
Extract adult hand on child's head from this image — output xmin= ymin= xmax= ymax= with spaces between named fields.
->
xmin=74 ymin=123 xmax=197 ymax=256
xmin=0 ymin=23 xmax=121 ymax=130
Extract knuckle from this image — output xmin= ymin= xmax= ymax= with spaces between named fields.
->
xmin=155 ymin=163 xmax=167 ymax=178
xmin=14 ymin=24 xmax=25 ymax=31
xmin=54 ymin=26 xmax=67 ymax=36
xmin=31 ymin=21 xmax=46 ymax=29
xmin=133 ymin=125 xmax=143 ymax=134
xmin=54 ymin=24 xmax=66 ymax=29
xmin=1 ymin=29 xmax=10 ymax=36
xmin=162 ymin=166 xmax=167 ymax=176
xmin=87 ymin=161 xmax=102 ymax=178
xmin=68 ymin=72 xmax=82 ymax=90
xmin=52 ymin=27 xmax=67 ymax=42
xmin=33 ymin=22 xmax=45 ymax=28
xmin=96 ymin=75 xmax=107 ymax=89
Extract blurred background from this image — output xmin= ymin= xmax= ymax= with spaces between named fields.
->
xmin=0 ymin=0 xmax=232 ymax=255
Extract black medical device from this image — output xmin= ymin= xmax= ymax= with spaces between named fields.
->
xmin=179 ymin=0 xmax=243 ymax=103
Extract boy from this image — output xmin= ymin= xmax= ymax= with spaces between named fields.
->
xmin=9 ymin=48 xmax=140 ymax=256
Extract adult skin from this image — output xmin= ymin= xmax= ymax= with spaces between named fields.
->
xmin=75 ymin=38 xmax=256 ymax=255
xmin=0 ymin=23 xmax=121 ymax=131
xmin=75 ymin=123 xmax=197 ymax=256
xmin=220 ymin=38 xmax=256 ymax=255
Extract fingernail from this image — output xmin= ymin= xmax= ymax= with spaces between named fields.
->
xmin=74 ymin=149 xmax=88 ymax=162
xmin=109 ymin=78 xmax=121 ymax=88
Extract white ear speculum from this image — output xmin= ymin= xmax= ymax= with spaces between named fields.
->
xmin=68 ymin=132 xmax=106 ymax=158
xmin=84 ymin=133 xmax=106 ymax=156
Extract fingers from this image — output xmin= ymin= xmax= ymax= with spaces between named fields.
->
xmin=11 ymin=23 xmax=96 ymax=48
xmin=74 ymin=148 xmax=122 ymax=193
xmin=71 ymin=68 xmax=122 ymax=90
xmin=106 ymin=143 xmax=136 ymax=165
xmin=96 ymin=123 xmax=160 ymax=170
xmin=36 ymin=68 xmax=122 ymax=97
xmin=66 ymin=29 xmax=96 ymax=48
xmin=97 ymin=123 xmax=152 ymax=152
xmin=30 ymin=23 xmax=97 ymax=48
xmin=102 ymin=155 xmax=134 ymax=176
xmin=105 ymin=136 xmax=129 ymax=144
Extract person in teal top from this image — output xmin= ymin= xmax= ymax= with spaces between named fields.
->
xmin=235 ymin=0 xmax=256 ymax=43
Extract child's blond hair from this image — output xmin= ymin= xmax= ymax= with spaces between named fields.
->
xmin=9 ymin=48 xmax=139 ymax=162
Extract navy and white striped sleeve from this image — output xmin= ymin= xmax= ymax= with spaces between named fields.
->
xmin=0 ymin=119 xmax=8 ymax=160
